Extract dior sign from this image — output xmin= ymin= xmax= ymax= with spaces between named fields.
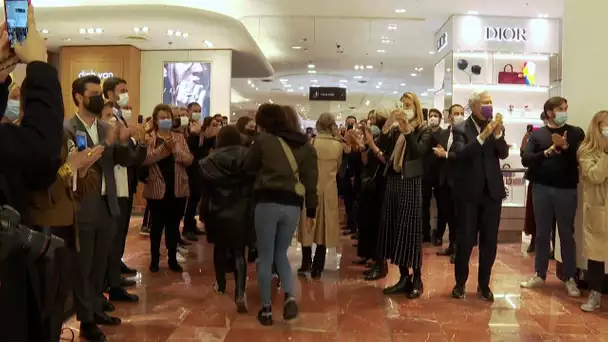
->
xmin=485 ymin=26 xmax=527 ymax=42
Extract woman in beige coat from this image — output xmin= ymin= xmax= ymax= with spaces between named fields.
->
xmin=578 ymin=110 xmax=608 ymax=312
xmin=297 ymin=113 xmax=343 ymax=278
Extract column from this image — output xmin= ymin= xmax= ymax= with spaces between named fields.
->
xmin=557 ymin=0 xmax=608 ymax=276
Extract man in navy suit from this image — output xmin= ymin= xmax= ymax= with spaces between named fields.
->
xmin=444 ymin=91 xmax=509 ymax=301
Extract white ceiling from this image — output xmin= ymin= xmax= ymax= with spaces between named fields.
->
xmin=28 ymin=0 xmax=564 ymax=119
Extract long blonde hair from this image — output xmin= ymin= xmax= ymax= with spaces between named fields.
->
xmin=400 ymin=92 xmax=424 ymax=127
xmin=578 ymin=110 xmax=608 ymax=158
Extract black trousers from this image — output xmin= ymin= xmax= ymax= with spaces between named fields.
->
xmin=74 ymin=198 xmax=115 ymax=323
xmin=422 ymin=179 xmax=438 ymax=240
xmin=142 ymin=203 xmax=151 ymax=227
xmin=183 ymin=179 xmax=201 ymax=234
xmin=435 ymin=183 xmax=457 ymax=247
xmin=107 ymin=197 xmax=130 ymax=288
xmin=342 ymin=177 xmax=358 ymax=232
xmin=148 ymin=196 xmax=187 ymax=262
xmin=302 ymin=245 xmax=327 ymax=271
xmin=213 ymin=245 xmax=246 ymax=297
xmin=588 ymin=259 xmax=606 ymax=292
xmin=454 ymin=191 xmax=502 ymax=289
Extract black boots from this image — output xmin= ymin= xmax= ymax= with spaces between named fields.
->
xmin=298 ymin=245 xmax=326 ymax=278
xmin=168 ymin=249 xmax=183 ymax=272
xmin=407 ymin=270 xmax=424 ymax=299
xmin=383 ymin=266 xmax=412 ymax=295
xmin=364 ymin=260 xmax=387 ymax=281
xmin=234 ymin=255 xmax=248 ymax=313
xmin=297 ymin=246 xmax=313 ymax=274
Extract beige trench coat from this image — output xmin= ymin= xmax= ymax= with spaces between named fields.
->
xmin=297 ymin=134 xmax=342 ymax=248
xmin=579 ymin=149 xmax=608 ymax=262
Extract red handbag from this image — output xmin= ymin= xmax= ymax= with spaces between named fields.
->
xmin=498 ymin=64 xmax=526 ymax=84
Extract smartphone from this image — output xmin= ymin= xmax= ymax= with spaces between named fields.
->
xmin=346 ymin=124 xmax=354 ymax=131
xmin=137 ymin=115 xmax=143 ymax=124
xmin=4 ymin=0 xmax=30 ymax=48
xmin=75 ymin=131 xmax=87 ymax=151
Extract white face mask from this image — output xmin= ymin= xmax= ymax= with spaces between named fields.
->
xmin=117 ymin=92 xmax=129 ymax=107
xmin=121 ymin=109 xmax=132 ymax=120
xmin=404 ymin=109 xmax=415 ymax=120
xmin=180 ymin=116 xmax=189 ymax=127
xmin=192 ymin=112 xmax=201 ymax=121
xmin=452 ymin=115 xmax=465 ymax=125
xmin=429 ymin=117 xmax=440 ymax=126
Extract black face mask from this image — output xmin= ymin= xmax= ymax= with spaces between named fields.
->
xmin=85 ymin=95 xmax=105 ymax=116
xmin=246 ymin=129 xmax=257 ymax=136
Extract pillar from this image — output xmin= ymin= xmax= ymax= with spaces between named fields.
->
xmin=557 ymin=0 xmax=608 ymax=278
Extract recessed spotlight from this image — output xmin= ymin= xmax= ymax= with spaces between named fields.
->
xmin=382 ymin=39 xmax=392 ymax=44
xmin=62 ymin=37 xmax=72 ymax=42
xmin=429 ymin=51 xmax=435 ymax=54
xmin=446 ymin=92 xmax=452 ymax=96
xmin=284 ymin=84 xmax=292 ymax=88
xmin=467 ymin=11 xmax=479 ymax=15
xmin=394 ymin=8 xmax=406 ymax=13
xmin=80 ymin=28 xmax=103 ymax=34
xmin=133 ymin=27 xmax=141 ymax=33
xmin=400 ymin=83 xmax=406 ymax=86
xmin=86 ymin=28 xmax=94 ymax=34
xmin=166 ymin=29 xmax=174 ymax=35
xmin=79 ymin=28 xmax=86 ymax=34
xmin=353 ymin=76 xmax=363 ymax=79
xmin=175 ymin=31 xmax=182 ymax=37
xmin=95 ymin=28 xmax=103 ymax=33
xmin=307 ymin=63 xmax=315 ymax=69
xmin=247 ymin=80 xmax=251 ymax=85
xmin=365 ymin=100 xmax=371 ymax=106
xmin=420 ymin=92 xmax=429 ymax=96
xmin=183 ymin=33 xmax=189 ymax=38
xmin=426 ymin=88 xmax=435 ymax=92
xmin=292 ymin=46 xmax=302 ymax=49
xmin=299 ymin=86 xmax=304 ymax=90
xmin=377 ymin=49 xmax=386 ymax=53
xmin=255 ymin=87 xmax=259 ymax=91
xmin=447 ymin=68 xmax=452 ymax=72
xmin=287 ymin=89 xmax=294 ymax=92
xmin=250 ymin=83 xmax=255 ymax=88
xmin=310 ymin=79 xmax=318 ymax=83
xmin=354 ymin=65 xmax=361 ymax=70
xmin=40 ymin=29 xmax=49 ymax=34
xmin=377 ymin=81 xmax=383 ymax=85
xmin=366 ymin=65 xmax=373 ymax=69
xmin=308 ymin=70 xmax=316 ymax=74
xmin=393 ymin=91 xmax=398 ymax=94
xmin=279 ymin=78 xmax=288 ymax=82
xmin=410 ymin=73 xmax=417 ymax=76
xmin=339 ymin=80 xmax=348 ymax=83
xmin=375 ymin=85 xmax=380 ymax=89
xmin=538 ymin=13 xmax=549 ymax=18
xmin=142 ymin=26 xmax=149 ymax=32
xmin=388 ymin=24 xmax=398 ymax=30
xmin=203 ymin=40 xmax=214 ymax=47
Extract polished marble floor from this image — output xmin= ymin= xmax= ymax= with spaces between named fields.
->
xmin=61 ymin=218 xmax=608 ymax=342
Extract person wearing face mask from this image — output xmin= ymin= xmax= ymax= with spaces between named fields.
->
xmin=236 ymin=116 xmax=257 ymax=145
xmin=375 ymin=92 xmax=433 ymax=300
xmin=66 ymin=74 xmax=140 ymax=340
xmin=432 ymin=104 xmax=464 ymax=264
xmin=143 ymin=104 xmax=193 ymax=273
xmin=577 ymin=110 xmax=608 ymax=312
xmin=422 ymin=108 xmax=444 ymax=245
xmin=447 ymin=90 xmax=509 ymax=302
xmin=182 ymin=102 xmax=205 ymax=241
xmin=520 ymin=97 xmax=585 ymax=297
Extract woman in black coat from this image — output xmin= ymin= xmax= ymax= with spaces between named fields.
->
xmin=199 ymin=125 xmax=254 ymax=313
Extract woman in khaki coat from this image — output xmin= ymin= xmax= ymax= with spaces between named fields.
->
xmin=578 ymin=110 xmax=608 ymax=313
xmin=297 ymin=113 xmax=343 ymax=278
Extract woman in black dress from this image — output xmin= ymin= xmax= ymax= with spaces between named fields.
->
xmin=376 ymin=93 xmax=433 ymax=299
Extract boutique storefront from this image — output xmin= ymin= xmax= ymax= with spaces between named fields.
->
xmin=432 ymin=15 xmax=561 ymax=242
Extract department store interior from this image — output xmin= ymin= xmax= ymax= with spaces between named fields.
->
xmin=2 ymin=0 xmax=608 ymax=341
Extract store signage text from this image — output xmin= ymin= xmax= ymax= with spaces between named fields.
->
xmin=485 ymin=26 xmax=527 ymax=42
xmin=436 ymin=32 xmax=448 ymax=52
xmin=78 ymin=70 xmax=115 ymax=79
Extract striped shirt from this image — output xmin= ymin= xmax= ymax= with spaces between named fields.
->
xmin=143 ymin=131 xmax=193 ymax=199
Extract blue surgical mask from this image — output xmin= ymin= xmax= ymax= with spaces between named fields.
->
xmin=158 ymin=119 xmax=172 ymax=130
xmin=602 ymin=127 xmax=608 ymax=138
xmin=4 ymin=100 xmax=19 ymax=122
xmin=554 ymin=112 xmax=568 ymax=126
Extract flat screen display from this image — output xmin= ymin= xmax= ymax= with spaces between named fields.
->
xmin=163 ymin=62 xmax=211 ymax=117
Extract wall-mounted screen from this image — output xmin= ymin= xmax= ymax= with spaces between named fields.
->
xmin=163 ymin=62 xmax=211 ymax=116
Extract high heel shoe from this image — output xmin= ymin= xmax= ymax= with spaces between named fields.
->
xmin=407 ymin=274 xmax=423 ymax=299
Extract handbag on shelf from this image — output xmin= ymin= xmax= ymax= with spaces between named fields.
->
xmin=498 ymin=64 xmax=526 ymax=85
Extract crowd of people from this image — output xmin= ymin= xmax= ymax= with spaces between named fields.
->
xmin=1 ymin=5 xmax=608 ymax=342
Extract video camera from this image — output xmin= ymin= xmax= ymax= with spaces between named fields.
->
xmin=0 ymin=205 xmax=64 ymax=262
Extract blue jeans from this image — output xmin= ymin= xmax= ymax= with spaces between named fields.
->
xmin=255 ymin=203 xmax=301 ymax=306
xmin=532 ymin=183 xmax=578 ymax=280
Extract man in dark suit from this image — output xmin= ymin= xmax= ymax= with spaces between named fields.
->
xmin=422 ymin=108 xmax=443 ymax=244
xmin=65 ymin=75 xmax=139 ymax=341
xmin=433 ymin=104 xmax=465 ymax=263
xmin=444 ymin=91 xmax=509 ymax=301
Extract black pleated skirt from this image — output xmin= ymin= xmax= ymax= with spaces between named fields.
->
xmin=376 ymin=174 xmax=423 ymax=268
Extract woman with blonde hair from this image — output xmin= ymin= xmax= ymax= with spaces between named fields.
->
xmin=297 ymin=113 xmax=342 ymax=278
xmin=578 ymin=110 xmax=608 ymax=312
xmin=376 ymin=92 xmax=433 ymax=299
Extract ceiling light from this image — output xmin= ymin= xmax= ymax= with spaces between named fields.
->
xmin=279 ymin=78 xmax=288 ymax=82
xmin=287 ymin=89 xmax=294 ymax=92
xmin=166 ymin=29 xmax=174 ymax=35
xmin=142 ymin=26 xmax=149 ymax=32
xmin=366 ymin=65 xmax=373 ymax=69
xmin=308 ymin=70 xmax=316 ymax=74
xmin=415 ymin=67 xmax=424 ymax=71
xmin=247 ymin=80 xmax=251 ymax=85
xmin=427 ymin=88 xmax=435 ymax=92
xmin=310 ymin=79 xmax=318 ymax=83
xmin=133 ymin=27 xmax=141 ymax=33
xmin=377 ymin=81 xmax=383 ymax=85
xmin=80 ymin=28 xmax=103 ymax=34
xmin=388 ymin=24 xmax=398 ymax=30
xmin=354 ymin=65 xmax=361 ymax=70
xmin=365 ymin=100 xmax=371 ymax=106
xmin=62 ymin=37 xmax=72 ymax=42
xmin=394 ymin=8 xmax=406 ymax=13
xmin=79 ymin=28 xmax=85 ymax=34
xmin=95 ymin=28 xmax=103 ymax=33
xmin=377 ymin=49 xmax=386 ymax=53
xmin=269 ymin=99 xmax=273 ymax=104
xmin=538 ymin=13 xmax=549 ymax=18
xmin=393 ymin=91 xmax=399 ymax=94
xmin=86 ymin=28 xmax=94 ymax=34
xmin=40 ymin=29 xmax=49 ymax=34
xmin=203 ymin=40 xmax=214 ymax=47
xmin=307 ymin=63 xmax=315 ymax=69
xmin=353 ymin=76 xmax=363 ymax=79
xmin=250 ymin=83 xmax=255 ymax=88
xmin=292 ymin=46 xmax=302 ymax=49
xmin=183 ymin=33 xmax=189 ymax=38
xmin=299 ymin=86 xmax=304 ymax=90
xmin=429 ymin=51 xmax=435 ymax=54
xmin=255 ymin=87 xmax=259 ymax=90
xmin=375 ymin=85 xmax=380 ymax=89
xmin=400 ymin=83 xmax=406 ymax=86
xmin=410 ymin=73 xmax=417 ymax=76
xmin=284 ymin=84 xmax=292 ymax=88
xmin=447 ymin=68 xmax=452 ymax=72
xmin=175 ymin=31 xmax=182 ymax=37
xmin=339 ymin=80 xmax=348 ymax=83
xmin=446 ymin=92 xmax=452 ymax=96
xmin=420 ymin=92 xmax=429 ymax=96
xmin=382 ymin=39 xmax=392 ymax=44
xmin=467 ymin=11 xmax=479 ymax=15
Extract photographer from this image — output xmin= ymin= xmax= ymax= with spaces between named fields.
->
xmin=0 ymin=5 xmax=66 ymax=342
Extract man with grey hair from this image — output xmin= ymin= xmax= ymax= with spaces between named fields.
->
xmin=447 ymin=90 xmax=509 ymax=302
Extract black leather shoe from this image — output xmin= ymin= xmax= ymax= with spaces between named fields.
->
xmin=183 ymin=231 xmax=198 ymax=242
xmin=451 ymin=284 xmax=466 ymax=299
xmin=311 ymin=268 xmax=322 ymax=279
xmin=526 ymin=243 xmax=535 ymax=253
xmin=383 ymin=275 xmax=412 ymax=295
xmin=364 ymin=266 xmax=387 ymax=281
xmin=450 ymin=254 xmax=456 ymax=264
xmin=109 ymin=287 xmax=139 ymax=303
xmin=102 ymin=298 xmax=115 ymax=312
xmin=121 ymin=263 xmax=138 ymax=276
xmin=477 ymin=286 xmax=494 ymax=302
xmin=297 ymin=263 xmax=311 ymax=275
xmin=120 ymin=276 xmax=136 ymax=287
xmin=407 ymin=275 xmax=423 ymax=299
xmin=432 ymin=238 xmax=443 ymax=247
xmin=352 ymin=258 xmax=369 ymax=265
xmin=168 ymin=260 xmax=184 ymax=273
xmin=437 ymin=246 xmax=455 ymax=256
xmin=80 ymin=322 xmax=107 ymax=341
xmin=94 ymin=313 xmax=121 ymax=326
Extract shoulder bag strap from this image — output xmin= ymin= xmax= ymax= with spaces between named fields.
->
xmin=277 ymin=137 xmax=300 ymax=182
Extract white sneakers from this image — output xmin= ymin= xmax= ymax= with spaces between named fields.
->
xmin=520 ymin=274 xmax=545 ymax=288
xmin=520 ymin=274 xmax=581 ymax=298
xmin=176 ymin=251 xmax=187 ymax=263
xmin=177 ymin=245 xmax=189 ymax=255
xmin=565 ymin=278 xmax=581 ymax=298
xmin=581 ymin=291 xmax=602 ymax=312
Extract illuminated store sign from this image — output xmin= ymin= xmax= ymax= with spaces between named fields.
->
xmin=78 ymin=70 xmax=115 ymax=79
xmin=485 ymin=26 xmax=527 ymax=42
xmin=436 ymin=32 xmax=448 ymax=52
